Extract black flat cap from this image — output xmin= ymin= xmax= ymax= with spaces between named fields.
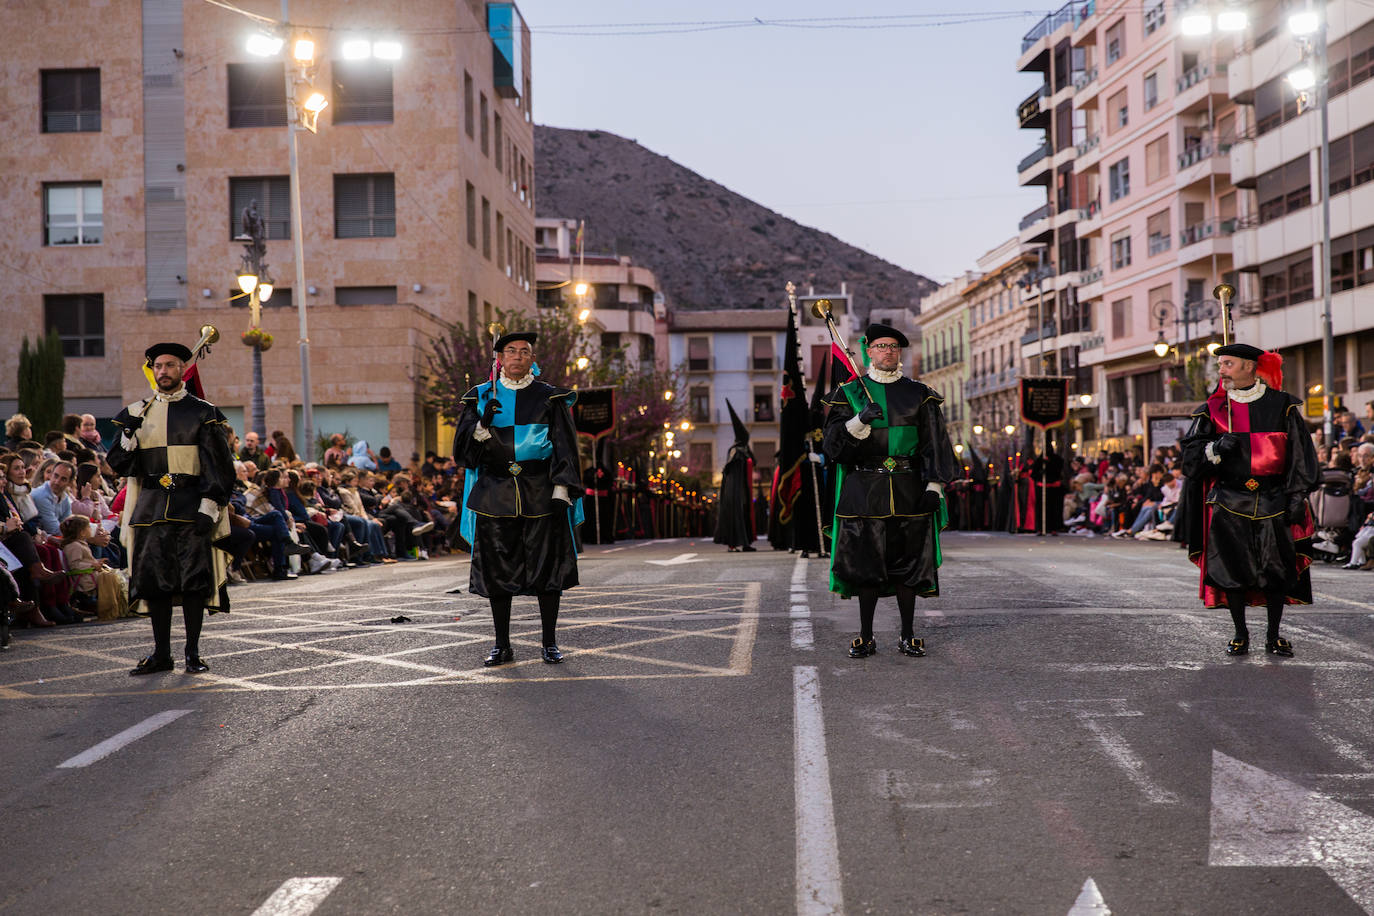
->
xmin=494 ymin=331 xmax=537 ymax=352
xmin=144 ymin=342 xmax=193 ymax=365
xmin=1214 ymin=343 xmax=1264 ymax=361
xmin=864 ymin=323 xmax=910 ymax=348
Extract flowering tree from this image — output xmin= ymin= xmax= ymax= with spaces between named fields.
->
xmin=424 ymin=304 xmax=686 ymax=457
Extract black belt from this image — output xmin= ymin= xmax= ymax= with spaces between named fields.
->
xmin=486 ymin=457 xmax=550 ymax=478
xmin=143 ymin=473 xmax=198 ymax=490
xmin=853 ymin=457 xmax=914 ymax=474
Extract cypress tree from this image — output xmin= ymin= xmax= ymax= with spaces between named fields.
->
xmin=17 ymin=330 xmax=65 ymax=439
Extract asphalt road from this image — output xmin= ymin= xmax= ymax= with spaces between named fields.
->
xmin=3 ymin=533 xmax=1374 ymax=915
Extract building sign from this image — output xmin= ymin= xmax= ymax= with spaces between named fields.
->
xmin=573 ymin=387 xmax=616 ymax=439
xmin=1019 ymin=376 xmax=1068 ymax=429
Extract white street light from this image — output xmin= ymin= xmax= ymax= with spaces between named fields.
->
xmin=1289 ymin=10 xmax=1320 ymax=35
xmin=972 ymin=424 xmax=984 ymax=435
xmin=341 ymin=38 xmax=372 ymax=60
xmin=573 ymin=281 xmax=588 ymax=297
xmin=1154 ymin=339 xmax=1171 ymax=358
xmin=1217 ymin=10 xmax=1248 ymax=31
xmin=577 ymin=308 xmax=590 ymax=322
xmin=302 ymin=90 xmax=329 ymax=113
xmin=237 ymin=271 xmax=258 ymax=295
xmin=293 ymin=33 xmax=316 ymax=63
xmin=1287 ymin=65 xmax=1317 ymax=91
xmin=258 ymin=279 xmax=274 ymax=302
xmin=373 ymin=40 xmax=403 ymax=61
xmin=574 ymin=356 xmax=589 ymax=370
xmin=247 ymin=33 xmax=283 ymax=56
xmin=1181 ymin=13 xmax=1213 ymax=36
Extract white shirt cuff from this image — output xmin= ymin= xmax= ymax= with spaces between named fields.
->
xmin=198 ymin=498 xmax=221 ymax=521
xmin=473 ymin=424 xmax=492 ymax=442
xmin=926 ymin=482 xmax=944 ymax=497
xmin=844 ymin=416 xmax=872 ymax=440
xmin=120 ymin=432 xmax=137 ymax=449
xmin=1205 ymin=442 xmax=1221 ymax=465
xmin=553 ymin=485 xmax=570 ymax=504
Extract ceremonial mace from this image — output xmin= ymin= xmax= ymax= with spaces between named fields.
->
xmin=188 ymin=324 xmax=220 ymax=366
xmin=787 ymin=282 xmax=828 ymax=558
xmin=486 ymin=321 xmax=506 ymax=382
xmin=809 ymin=298 xmax=876 ymax=405
xmin=1213 ymin=282 xmax=1236 ymax=430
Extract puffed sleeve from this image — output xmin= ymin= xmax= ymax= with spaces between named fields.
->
xmin=917 ymin=392 xmax=959 ymax=486
xmin=1179 ymin=411 xmax=1217 ymax=479
xmin=1285 ymin=401 xmax=1319 ymax=497
xmin=197 ymin=407 xmax=236 ymax=507
xmin=547 ymin=390 xmax=586 ymax=499
xmin=105 ymin=404 xmax=143 ymax=478
xmin=453 ymin=385 xmax=490 ymax=470
xmin=822 ymin=385 xmax=865 ymax=465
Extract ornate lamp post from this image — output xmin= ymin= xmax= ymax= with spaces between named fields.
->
xmin=235 ymin=200 xmax=275 ymax=438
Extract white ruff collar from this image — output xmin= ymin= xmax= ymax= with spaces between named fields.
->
xmin=152 ymin=387 xmax=189 ymax=402
xmin=499 ymin=372 xmax=534 ymax=390
xmin=1227 ymin=380 xmax=1267 ymax=404
xmin=867 ymin=366 xmax=904 ymax=383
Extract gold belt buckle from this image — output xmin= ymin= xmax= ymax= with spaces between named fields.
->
xmin=158 ymin=473 xmax=174 ymax=490
xmin=1244 ymin=477 xmax=1259 ymax=491
xmin=882 ymin=457 xmax=898 ymax=472
xmin=508 ymin=462 xmax=522 ymax=476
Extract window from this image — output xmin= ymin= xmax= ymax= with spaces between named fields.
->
xmin=1257 ymin=156 xmax=1311 ymax=224
xmin=1143 ymin=0 xmax=1165 ymax=36
xmin=687 ymin=336 xmax=710 ymax=371
xmin=44 ymin=182 xmax=102 ymax=246
xmin=335 ymin=286 xmax=397 ymax=305
xmin=44 ymin=293 xmax=104 ymax=357
xmin=1106 ymin=19 xmax=1125 ymax=65
xmin=230 ymin=176 xmax=290 ymax=240
xmin=494 ymin=114 xmax=503 ymax=172
xmin=41 ymin=69 xmax=100 ymax=133
xmin=1147 ymin=285 xmax=1172 ymax=331
xmin=1359 ymin=334 xmax=1374 ymax=389
xmin=1144 ymin=135 xmax=1169 ymax=184
xmin=1143 ymin=71 xmax=1159 ymax=110
xmin=1107 ymin=89 xmax=1128 ymax=133
xmin=465 ymin=182 xmax=477 ymax=247
xmin=496 ymin=212 xmax=505 ymax=269
xmin=468 ymin=291 xmax=478 ymax=329
xmin=751 ymin=336 xmax=774 ymax=371
xmin=331 ymin=61 xmax=393 ymax=124
xmin=1108 ymin=157 xmax=1130 ymax=201
xmin=600 ymin=332 xmax=621 ymax=354
xmin=753 ymin=386 xmax=775 ymax=423
xmin=481 ymin=197 xmax=491 ymax=258
xmin=689 ymin=385 xmax=710 ymax=422
xmin=1110 ymin=297 xmax=1132 ymax=338
xmin=1146 ymin=210 xmax=1171 ymax=255
xmin=334 ymin=173 xmax=395 ymax=238
xmin=689 ymin=442 xmax=713 ymax=473
xmin=228 ymin=62 xmax=287 ymax=128
xmin=479 ymin=92 xmax=489 ymax=155
xmin=1110 ymin=230 xmax=1132 ymax=269
xmin=463 ymin=71 xmax=474 ymax=138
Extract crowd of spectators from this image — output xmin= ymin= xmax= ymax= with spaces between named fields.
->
xmin=1 ymin=410 xmax=467 ymax=648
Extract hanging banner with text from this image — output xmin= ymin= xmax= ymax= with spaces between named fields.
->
xmin=573 ymin=386 xmax=617 ymax=439
xmin=1019 ymin=376 xmax=1069 ymax=430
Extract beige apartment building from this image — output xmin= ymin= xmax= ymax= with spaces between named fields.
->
xmin=964 ymin=237 xmax=1036 ymax=460
xmin=917 ymin=276 xmax=973 ymax=447
xmin=1 ymin=0 xmax=534 ymax=458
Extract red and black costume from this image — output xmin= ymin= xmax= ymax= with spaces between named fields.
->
xmin=1180 ymin=346 xmax=1318 ymax=655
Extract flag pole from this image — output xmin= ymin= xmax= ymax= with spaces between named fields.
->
xmin=788 ymin=282 xmax=829 ymax=558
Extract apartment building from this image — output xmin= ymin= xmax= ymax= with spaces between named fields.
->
xmin=918 ymin=276 xmax=974 ymax=446
xmin=534 ymin=217 xmax=665 ymax=369
xmin=1228 ymin=1 xmax=1374 ymax=407
xmin=964 ymin=238 xmax=1036 ymax=457
xmin=2 ymin=0 xmax=534 ymax=457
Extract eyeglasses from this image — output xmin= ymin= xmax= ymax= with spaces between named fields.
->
xmin=502 ymin=348 xmax=533 ymax=357
xmin=867 ymin=343 xmax=902 ymax=352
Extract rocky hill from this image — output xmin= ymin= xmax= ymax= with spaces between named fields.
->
xmin=534 ymin=127 xmax=937 ymax=317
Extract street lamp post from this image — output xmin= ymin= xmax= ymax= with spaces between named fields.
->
xmin=235 ymin=201 xmax=274 ymax=438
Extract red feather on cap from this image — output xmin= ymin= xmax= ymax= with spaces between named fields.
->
xmin=1255 ymin=350 xmax=1283 ymax=390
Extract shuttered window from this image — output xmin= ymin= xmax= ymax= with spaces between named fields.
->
xmin=230 ymin=176 xmax=291 ymax=239
xmin=1110 ymin=298 xmax=1132 ymax=338
xmin=687 ymin=336 xmax=710 ymax=371
xmin=1146 ymin=209 xmax=1170 ymax=255
xmin=1144 ymin=135 xmax=1169 ymax=184
xmin=41 ymin=69 xmax=100 ymax=132
xmin=336 ymin=286 xmax=398 ymax=305
xmin=334 ymin=173 xmax=395 ymax=238
xmin=465 ymin=182 xmax=477 ymax=247
xmin=331 ymin=61 xmax=393 ymax=124
xmin=44 ymin=294 xmax=104 ymax=356
xmin=228 ymin=62 xmax=287 ymax=128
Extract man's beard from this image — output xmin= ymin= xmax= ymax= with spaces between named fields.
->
xmin=156 ymin=377 xmax=181 ymax=391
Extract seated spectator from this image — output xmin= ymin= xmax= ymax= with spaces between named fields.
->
xmin=30 ymin=461 xmax=75 ymax=536
xmin=375 ymin=447 xmax=402 ymax=474
xmin=338 ymin=469 xmax=393 ymax=563
xmin=5 ymin=414 xmax=33 ymax=451
xmin=224 ymin=467 xmax=302 ymax=581
xmin=59 ymin=514 xmax=103 ymax=615
xmin=322 ymin=434 xmax=349 ymax=470
xmin=420 ymin=451 xmax=440 ymax=479
xmin=1156 ymin=468 xmax=1183 ymax=531
xmin=1344 ymin=508 xmax=1374 ymax=571
xmin=264 ymin=469 xmax=335 ymax=574
xmin=59 ymin=413 xmax=85 ymax=451
xmin=42 ymin=431 xmax=67 ymax=454
xmin=237 ymin=430 xmax=271 ymax=470
xmin=347 ymin=439 xmax=377 ymax=471
xmin=1104 ymin=474 xmax=1130 ymax=537
xmin=78 ymin=413 xmax=106 ymax=457
xmin=270 ymin=429 xmax=299 ymax=464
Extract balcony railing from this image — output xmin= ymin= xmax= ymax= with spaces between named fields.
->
xmin=1075 ymin=131 xmax=1101 ymax=156
xmin=1177 ymin=140 xmax=1233 ymax=170
xmin=1020 ymin=322 xmax=1058 ymax=346
xmin=1018 ymin=202 xmax=1053 ymax=230
xmin=1176 ymin=61 xmax=1228 ymax=94
xmin=1078 ymin=264 xmax=1103 ymax=284
xmin=1073 ymin=66 xmax=1098 ymax=91
xmin=1018 ymin=85 xmax=1050 ymax=126
xmin=964 ymin=368 xmax=1022 ymax=399
xmin=1179 ymin=217 xmax=1238 ymax=247
xmin=1021 ymin=1 xmax=1088 ymax=51
xmin=1018 ymin=141 xmax=1052 ymax=173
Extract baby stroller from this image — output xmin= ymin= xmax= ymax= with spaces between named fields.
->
xmin=1310 ymin=467 xmax=1354 ymax=563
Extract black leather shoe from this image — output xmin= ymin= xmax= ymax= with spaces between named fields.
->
xmin=1225 ymin=637 xmax=1249 ymax=656
xmin=541 ymin=645 xmax=564 ymax=664
xmin=130 ymin=654 xmax=174 ymax=676
xmin=483 ymin=645 xmax=514 ymax=667
xmin=898 ymin=637 xmax=926 ymax=657
xmin=184 ymin=655 xmax=210 ymax=673
xmin=1265 ymin=637 xmax=1294 ymax=657
xmin=847 ymin=637 xmax=876 ymax=658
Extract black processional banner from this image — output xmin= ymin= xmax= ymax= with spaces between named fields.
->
xmin=573 ymin=386 xmax=617 ymax=439
xmin=1019 ymin=377 xmax=1069 ymax=430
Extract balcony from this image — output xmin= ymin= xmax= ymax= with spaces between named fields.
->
xmin=1177 ymin=218 xmax=1237 ymax=265
xmin=1019 ymin=202 xmax=1052 ymax=230
xmin=1020 ymin=322 xmax=1058 ymax=346
xmin=1018 ymin=85 xmax=1051 ymax=128
xmin=1075 ymin=131 xmax=1101 ymax=156
xmin=1180 ymin=218 xmax=1236 ymax=247
xmin=1176 ymin=140 xmax=1232 ymax=189
xmin=1078 ymin=264 xmax=1103 ymax=284
xmin=1021 ymin=1 xmax=1089 ymax=52
xmin=1018 ymin=141 xmax=1053 ymax=185
xmin=1073 ymin=66 xmax=1098 ymax=91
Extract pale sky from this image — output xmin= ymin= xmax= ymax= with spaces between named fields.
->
xmin=515 ymin=1 xmax=1052 ymax=284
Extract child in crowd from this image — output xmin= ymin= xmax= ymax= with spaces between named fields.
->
xmin=59 ymin=514 xmax=102 ymax=616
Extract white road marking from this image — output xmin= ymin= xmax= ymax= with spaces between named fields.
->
xmin=646 ymin=552 xmax=702 ymax=566
xmin=1067 ymin=877 xmax=1111 ymax=914
xmin=1210 ymin=750 xmax=1374 ymax=910
xmin=794 ymin=666 xmax=844 ymax=916
xmin=1078 ymin=718 xmax=1180 ymax=804
xmin=56 ymin=709 xmax=193 ymax=769
xmin=250 ymin=877 xmax=343 ymax=916
xmin=791 ymin=558 xmax=815 ymax=649
xmin=791 ymin=620 xmax=815 ymax=649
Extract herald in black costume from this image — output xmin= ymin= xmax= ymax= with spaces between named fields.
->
xmin=1179 ymin=343 xmax=1319 ymax=657
xmin=822 ymin=324 xmax=959 ymax=659
xmin=455 ymin=331 xmax=585 ymax=666
xmin=108 ymin=342 xmax=236 ymax=675
xmin=713 ymin=400 xmax=756 ymax=552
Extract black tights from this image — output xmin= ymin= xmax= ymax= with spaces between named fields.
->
xmin=145 ymin=595 xmax=206 ymax=659
xmin=857 ymin=584 xmax=918 ymax=641
xmin=489 ymin=592 xmax=562 ymax=648
xmin=1226 ymin=588 xmax=1286 ymax=642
